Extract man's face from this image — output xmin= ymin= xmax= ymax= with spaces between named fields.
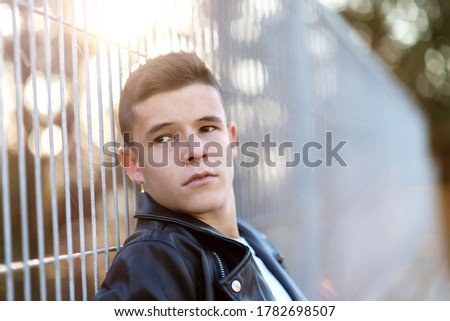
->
xmin=122 ymin=84 xmax=237 ymax=215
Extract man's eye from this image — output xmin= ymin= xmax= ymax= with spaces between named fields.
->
xmin=154 ymin=135 xmax=172 ymax=143
xmin=200 ymin=126 xmax=216 ymax=133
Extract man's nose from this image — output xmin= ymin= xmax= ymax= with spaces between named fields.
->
xmin=179 ymin=132 xmax=207 ymax=164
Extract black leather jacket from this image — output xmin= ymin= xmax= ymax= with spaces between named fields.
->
xmin=95 ymin=192 xmax=306 ymax=300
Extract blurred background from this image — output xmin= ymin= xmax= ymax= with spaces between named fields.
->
xmin=319 ymin=0 xmax=450 ymax=256
xmin=1 ymin=0 xmax=450 ymax=300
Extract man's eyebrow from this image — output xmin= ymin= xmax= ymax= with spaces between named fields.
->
xmin=196 ymin=115 xmax=225 ymax=124
xmin=144 ymin=115 xmax=225 ymax=137
xmin=144 ymin=122 xmax=174 ymax=137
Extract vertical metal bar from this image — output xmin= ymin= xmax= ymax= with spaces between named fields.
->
xmin=70 ymin=0 xmax=86 ymax=300
xmin=27 ymin=0 xmax=47 ymax=300
xmin=108 ymin=43 xmax=120 ymax=250
xmin=82 ymin=0 xmax=97 ymax=296
xmin=93 ymin=2 xmax=109 ymax=278
xmin=12 ymin=0 xmax=31 ymax=301
xmin=56 ymin=0 xmax=74 ymax=300
xmin=209 ymin=1 xmax=216 ymax=74
xmin=118 ymin=47 xmax=130 ymax=238
xmin=168 ymin=25 xmax=174 ymax=53
xmin=44 ymin=0 xmax=61 ymax=300
xmin=188 ymin=3 xmax=195 ymax=52
xmin=0 ymin=22 xmax=15 ymax=302
xmin=200 ymin=8 xmax=207 ymax=58
xmin=143 ymin=29 xmax=148 ymax=58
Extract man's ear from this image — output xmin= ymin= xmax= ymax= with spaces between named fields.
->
xmin=119 ymin=147 xmax=145 ymax=184
xmin=227 ymin=121 xmax=238 ymax=159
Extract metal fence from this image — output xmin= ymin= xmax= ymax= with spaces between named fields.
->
xmin=1 ymin=0 xmax=450 ymax=301
xmin=0 ymin=0 xmax=231 ymax=301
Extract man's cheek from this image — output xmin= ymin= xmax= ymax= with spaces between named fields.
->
xmin=146 ymin=148 xmax=171 ymax=167
xmin=204 ymin=141 xmax=225 ymax=168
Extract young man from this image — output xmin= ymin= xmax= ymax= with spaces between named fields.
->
xmin=95 ymin=52 xmax=305 ymax=300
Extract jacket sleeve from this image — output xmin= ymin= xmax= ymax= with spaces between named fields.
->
xmin=95 ymin=240 xmax=197 ymax=300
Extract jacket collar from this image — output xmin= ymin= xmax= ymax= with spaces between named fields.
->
xmin=135 ymin=192 xmax=261 ymax=249
xmin=135 ymin=192 xmax=232 ymax=240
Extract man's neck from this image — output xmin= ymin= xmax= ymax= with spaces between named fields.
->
xmin=190 ymin=190 xmax=240 ymax=239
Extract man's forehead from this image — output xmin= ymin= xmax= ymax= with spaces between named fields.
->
xmin=134 ymin=108 xmax=226 ymax=126
xmin=132 ymin=85 xmax=226 ymax=128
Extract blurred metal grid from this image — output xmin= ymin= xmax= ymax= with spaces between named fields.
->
xmin=1 ymin=0 xmax=447 ymax=301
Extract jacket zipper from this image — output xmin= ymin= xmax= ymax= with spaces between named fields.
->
xmin=212 ymin=252 xmax=226 ymax=279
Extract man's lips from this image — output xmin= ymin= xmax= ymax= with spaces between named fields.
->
xmin=183 ymin=172 xmax=217 ymax=186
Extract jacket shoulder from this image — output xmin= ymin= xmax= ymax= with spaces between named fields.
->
xmin=95 ymin=221 xmax=202 ymax=300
